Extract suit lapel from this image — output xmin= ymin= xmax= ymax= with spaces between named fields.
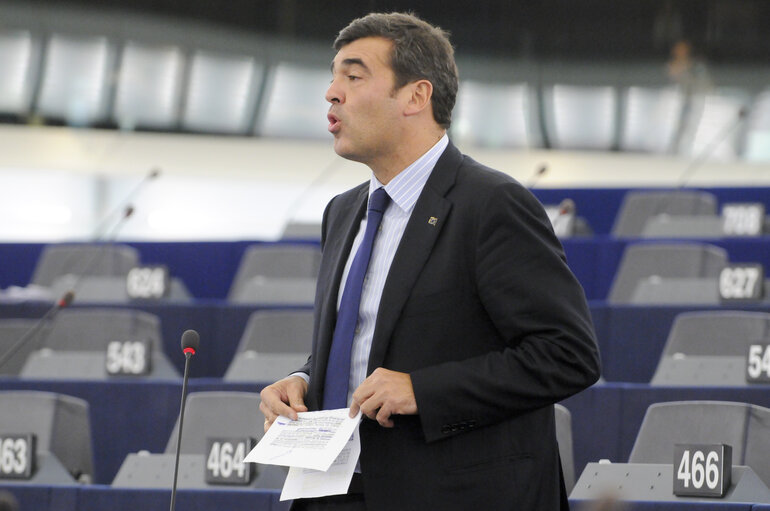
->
xmin=367 ymin=143 xmax=461 ymax=373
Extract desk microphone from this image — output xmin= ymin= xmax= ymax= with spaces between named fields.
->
xmin=169 ymin=329 xmax=200 ymax=511
xmin=652 ymin=106 xmax=749 ymax=220
xmin=281 ymin=157 xmax=344 ymax=234
xmin=675 ymin=106 xmax=748 ymax=189
xmin=93 ymin=167 xmax=160 ymax=239
xmin=61 ymin=204 xmax=136 ymax=299
xmin=525 ymin=164 xmax=548 ymax=189
xmin=557 ymin=198 xmax=576 ymax=217
xmin=0 ymin=291 xmax=75 ymax=371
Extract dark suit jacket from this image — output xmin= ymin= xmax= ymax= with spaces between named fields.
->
xmin=300 ymin=141 xmax=600 ymax=510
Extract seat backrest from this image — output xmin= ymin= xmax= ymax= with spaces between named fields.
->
xmin=662 ymin=310 xmax=770 ymax=357
xmin=164 ymin=391 xmax=264 ymax=454
xmin=31 ymin=244 xmax=140 ymax=287
xmin=630 ymin=400 xmax=770 ymax=487
xmin=743 ymin=405 xmax=770 ymax=487
xmin=237 ymin=309 xmax=313 ymax=354
xmin=42 ymin=308 xmax=162 ymax=351
xmin=611 ymin=191 xmax=717 ymax=237
xmin=0 ymin=319 xmax=49 ymax=375
xmin=554 ymin=404 xmax=575 ymax=494
xmin=608 ymin=243 xmax=728 ymax=303
xmin=0 ymin=391 xmax=94 ymax=480
xmin=280 ymin=222 xmax=321 ymax=240
xmin=228 ymin=244 xmax=321 ymax=300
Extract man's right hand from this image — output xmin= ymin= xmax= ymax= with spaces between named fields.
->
xmin=259 ymin=375 xmax=309 ymax=432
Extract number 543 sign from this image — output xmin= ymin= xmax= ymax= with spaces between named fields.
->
xmin=674 ymin=444 xmax=732 ymax=497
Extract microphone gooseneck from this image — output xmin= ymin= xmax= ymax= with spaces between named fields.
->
xmin=0 ymin=290 xmax=76 ymax=371
xmin=169 ymin=329 xmax=199 ymax=511
xmin=525 ymin=164 xmax=549 ymax=189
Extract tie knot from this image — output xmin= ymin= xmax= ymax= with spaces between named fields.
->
xmin=368 ymin=188 xmax=390 ymax=214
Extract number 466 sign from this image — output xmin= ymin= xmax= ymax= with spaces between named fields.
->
xmin=674 ymin=444 xmax=731 ymax=498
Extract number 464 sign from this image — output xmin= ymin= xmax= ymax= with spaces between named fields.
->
xmin=205 ymin=437 xmax=255 ymax=485
xmin=674 ymin=444 xmax=732 ymax=498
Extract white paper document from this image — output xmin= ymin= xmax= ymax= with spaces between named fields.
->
xmin=279 ymin=425 xmax=361 ymax=501
xmin=245 ymin=408 xmax=361 ymax=472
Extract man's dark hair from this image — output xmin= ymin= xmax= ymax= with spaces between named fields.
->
xmin=334 ymin=12 xmax=459 ymax=129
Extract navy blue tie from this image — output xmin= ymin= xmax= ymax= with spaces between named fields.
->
xmin=323 ymin=188 xmax=391 ymax=409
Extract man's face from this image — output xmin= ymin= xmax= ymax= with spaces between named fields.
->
xmin=326 ymin=37 xmax=406 ymax=164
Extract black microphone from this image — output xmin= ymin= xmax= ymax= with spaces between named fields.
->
xmin=676 ymin=106 xmax=748 ymax=189
xmin=93 ymin=167 xmax=160 ymax=239
xmin=0 ymin=290 xmax=75 ymax=371
xmin=525 ymin=163 xmax=548 ymax=189
xmin=57 ymin=204 xmax=136 ymax=300
xmin=281 ymin=157 xmax=344 ymax=235
xmin=650 ymin=107 xmax=749 ymax=223
xmin=550 ymin=198 xmax=577 ymax=237
xmin=557 ymin=198 xmax=576 ymax=217
xmin=169 ymin=329 xmax=199 ymax=511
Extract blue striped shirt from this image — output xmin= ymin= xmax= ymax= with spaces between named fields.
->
xmin=340 ymin=133 xmax=449 ymax=405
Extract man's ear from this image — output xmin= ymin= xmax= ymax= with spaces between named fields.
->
xmin=403 ymin=79 xmax=433 ymax=117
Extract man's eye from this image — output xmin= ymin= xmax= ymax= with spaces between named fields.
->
xmin=348 ymin=75 xmax=359 ymax=81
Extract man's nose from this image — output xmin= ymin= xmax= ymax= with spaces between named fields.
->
xmin=326 ymin=79 xmax=343 ymax=104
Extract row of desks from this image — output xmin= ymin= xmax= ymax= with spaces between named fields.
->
xmin=2 ymin=234 xmax=770 ymax=301
xmin=3 ymin=301 xmax=769 ymax=381
xmin=3 ymin=377 xmax=770 ymax=489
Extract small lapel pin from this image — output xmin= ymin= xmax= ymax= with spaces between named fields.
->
xmin=428 ymin=216 xmax=438 ymax=226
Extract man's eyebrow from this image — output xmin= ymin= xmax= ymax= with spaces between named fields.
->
xmin=330 ymin=57 xmax=370 ymax=74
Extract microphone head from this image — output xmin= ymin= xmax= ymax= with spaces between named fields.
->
xmin=181 ymin=329 xmax=199 ymax=355
xmin=58 ymin=291 xmax=75 ymax=308
xmin=559 ymin=198 xmax=576 ymax=215
xmin=536 ymin=164 xmax=548 ymax=176
xmin=124 ymin=205 xmax=135 ymax=218
xmin=149 ymin=167 xmax=161 ymax=179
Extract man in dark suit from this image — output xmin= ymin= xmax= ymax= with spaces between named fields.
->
xmin=260 ymin=12 xmax=601 ymax=511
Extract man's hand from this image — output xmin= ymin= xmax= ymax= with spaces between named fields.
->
xmin=350 ymin=368 xmax=417 ymax=427
xmin=259 ymin=375 xmax=308 ymax=432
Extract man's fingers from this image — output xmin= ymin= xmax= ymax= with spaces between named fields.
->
xmin=375 ymin=404 xmax=394 ymax=428
xmin=260 ymin=376 xmax=308 ymax=423
xmin=287 ymin=383 xmax=309 ymax=418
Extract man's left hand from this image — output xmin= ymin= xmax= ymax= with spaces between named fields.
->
xmin=350 ymin=368 xmax=418 ymax=427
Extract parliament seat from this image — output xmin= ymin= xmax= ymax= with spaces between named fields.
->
xmin=30 ymin=244 xmax=140 ymax=288
xmin=607 ymin=242 xmax=727 ymax=304
xmin=0 ymin=391 xmax=94 ymax=483
xmin=19 ymin=308 xmax=179 ymax=379
xmin=0 ymin=319 xmax=48 ymax=376
xmin=228 ymin=244 xmax=320 ymax=305
xmin=224 ymin=309 xmax=312 ymax=382
xmin=555 ymin=403 xmax=576 ymax=494
xmin=651 ymin=310 xmax=770 ymax=386
xmin=280 ymin=221 xmax=322 ymax=240
xmin=611 ymin=190 xmax=717 ymax=238
xmin=113 ymin=391 xmax=286 ymax=489
xmin=629 ymin=401 xmax=770 ymax=487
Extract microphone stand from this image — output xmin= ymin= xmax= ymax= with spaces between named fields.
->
xmin=93 ymin=168 xmax=160 ymax=239
xmin=169 ymin=330 xmax=199 ymax=511
xmin=0 ymin=292 xmax=74 ymax=372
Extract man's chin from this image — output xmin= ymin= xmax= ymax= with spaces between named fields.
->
xmin=332 ymin=141 xmax=363 ymax=163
